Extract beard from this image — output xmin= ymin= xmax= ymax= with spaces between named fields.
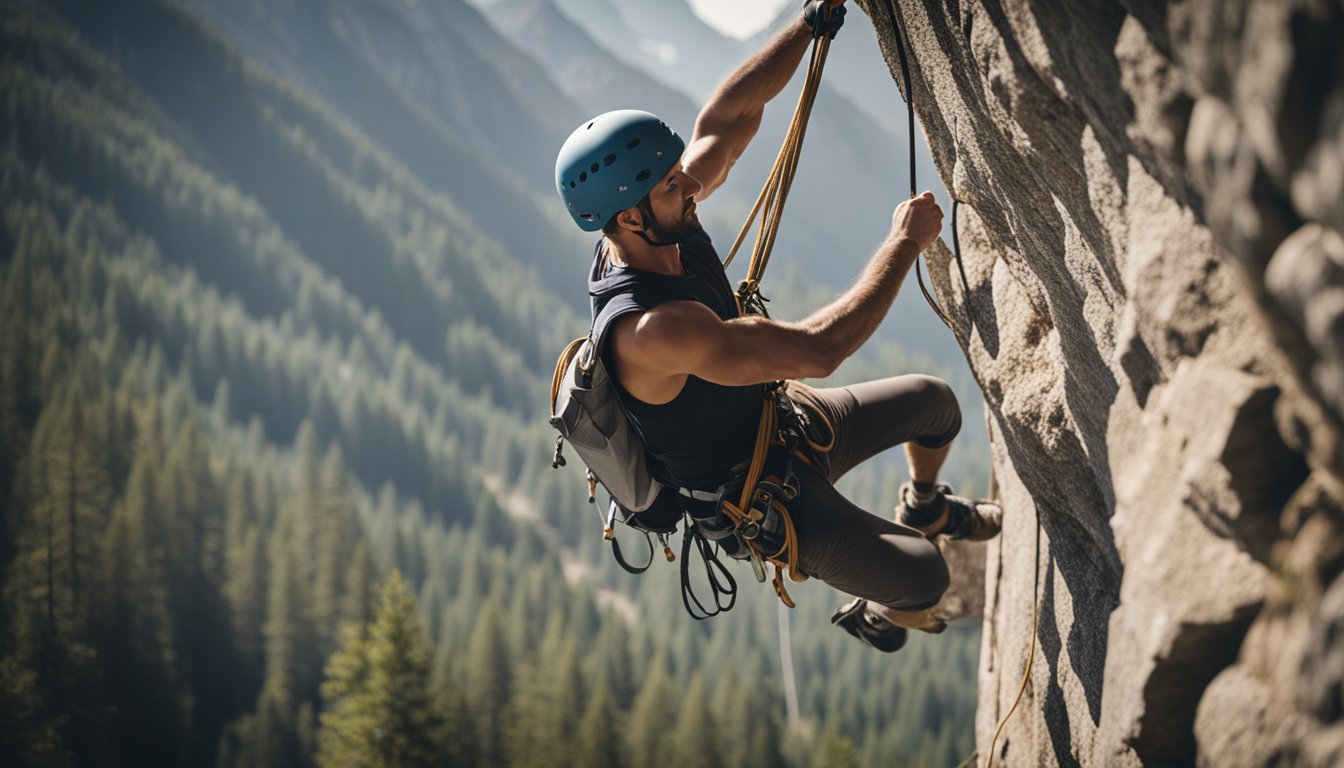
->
xmin=640 ymin=198 xmax=698 ymax=246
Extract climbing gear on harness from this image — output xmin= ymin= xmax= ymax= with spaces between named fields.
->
xmin=721 ymin=1 xmax=839 ymax=317
xmin=830 ymin=597 xmax=909 ymax=653
xmin=896 ymin=481 xmax=1003 ymax=541
xmin=680 ymin=524 xmax=739 ymax=619
xmin=802 ymin=0 xmax=846 ymax=39
xmin=707 ymin=384 xmax=834 ymax=609
xmin=556 ymin=110 xmax=684 ymax=231
xmin=671 ymin=383 xmax=835 ymax=616
xmin=550 ymin=337 xmax=828 ymax=617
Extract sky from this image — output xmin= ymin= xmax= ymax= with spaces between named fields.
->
xmin=687 ymin=0 xmax=796 ymax=39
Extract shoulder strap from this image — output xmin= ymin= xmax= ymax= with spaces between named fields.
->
xmin=550 ymin=335 xmax=589 ymax=412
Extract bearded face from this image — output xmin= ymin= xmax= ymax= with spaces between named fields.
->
xmin=638 ymin=194 xmax=699 ymax=245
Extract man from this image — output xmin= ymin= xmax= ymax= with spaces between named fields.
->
xmin=554 ymin=0 xmax=1000 ymax=651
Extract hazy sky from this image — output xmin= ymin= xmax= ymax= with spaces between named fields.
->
xmin=687 ymin=0 xmax=795 ymax=39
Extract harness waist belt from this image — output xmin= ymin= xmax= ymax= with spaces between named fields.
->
xmin=679 ymin=487 xmax=720 ymax=502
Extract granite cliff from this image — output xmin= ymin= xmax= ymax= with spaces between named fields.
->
xmin=855 ymin=0 xmax=1344 ymax=764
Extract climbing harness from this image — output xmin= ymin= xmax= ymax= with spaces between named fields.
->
xmin=714 ymin=384 xmax=834 ymax=608
xmin=670 ymin=382 xmax=835 ymax=617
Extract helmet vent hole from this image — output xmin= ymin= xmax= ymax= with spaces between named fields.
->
xmin=626 ymin=137 xmax=641 ymax=150
xmin=568 ymin=181 xmax=576 ymax=188
xmin=604 ymin=154 xmax=617 ymax=167
xmin=590 ymin=162 xmax=600 ymax=173
xmin=635 ymin=169 xmax=651 ymax=182
xmin=586 ymin=121 xmax=595 ymax=130
xmin=579 ymin=172 xmax=588 ymax=182
xmin=579 ymin=213 xmax=595 ymax=220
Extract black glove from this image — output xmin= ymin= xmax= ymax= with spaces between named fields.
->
xmin=803 ymin=0 xmax=846 ymax=39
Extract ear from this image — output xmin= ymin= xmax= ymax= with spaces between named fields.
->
xmin=614 ymin=206 xmax=645 ymax=233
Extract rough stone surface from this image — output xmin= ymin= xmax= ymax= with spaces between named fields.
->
xmin=856 ymin=0 xmax=1344 ymax=764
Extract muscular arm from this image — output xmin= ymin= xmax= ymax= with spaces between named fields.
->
xmin=613 ymin=193 xmax=942 ymax=403
xmin=682 ymin=5 xmax=841 ymax=200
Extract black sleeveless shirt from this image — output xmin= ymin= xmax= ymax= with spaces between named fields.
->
xmin=588 ymin=228 xmax=763 ymax=490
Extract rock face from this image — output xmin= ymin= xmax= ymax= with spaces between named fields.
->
xmin=856 ymin=0 xmax=1344 ymax=764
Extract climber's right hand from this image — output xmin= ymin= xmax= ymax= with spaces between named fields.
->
xmin=802 ymin=0 xmax=846 ymax=39
xmin=890 ymin=191 xmax=944 ymax=252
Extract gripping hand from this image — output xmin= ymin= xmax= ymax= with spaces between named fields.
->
xmin=802 ymin=0 xmax=846 ymax=39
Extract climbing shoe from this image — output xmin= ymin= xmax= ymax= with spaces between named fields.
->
xmin=897 ymin=482 xmax=1002 ymax=541
xmin=830 ymin=598 xmax=908 ymax=653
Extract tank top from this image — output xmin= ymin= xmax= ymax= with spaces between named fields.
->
xmin=588 ymin=228 xmax=763 ymax=490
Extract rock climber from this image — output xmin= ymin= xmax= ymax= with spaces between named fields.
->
xmin=554 ymin=0 xmax=1001 ymax=651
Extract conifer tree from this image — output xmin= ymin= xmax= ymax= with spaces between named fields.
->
xmin=19 ymin=383 xmax=113 ymax=636
xmin=463 ymin=602 xmax=512 ymax=767
xmin=0 ymin=653 xmax=69 ymax=768
xmin=576 ymin=684 xmax=623 ymax=768
xmin=711 ymin=657 xmax=783 ymax=768
xmin=160 ymin=420 xmax=240 ymax=745
xmin=261 ymin=533 xmax=313 ymax=712
xmin=340 ymin=540 xmax=375 ymax=632
xmin=813 ymin=725 xmax=858 ymax=768
xmin=312 ymin=442 xmax=356 ymax=655
xmin=504 ymin=613 xmax=584 ymax=768
xmin=592 ymin=615 xmax=636 ymax=709
xmin=625 ymin=656 xmax=675 ymax=768
xmin=0 ymin=255 xmax=37 ymax=568
xmin=99 ymin=465 xmax=187 ymax=766
xmin=315 ymin=570 xmax=447 ymax=768
xmin=292 ymin=417 xmax=321 ymax=516
xmin=226 ymin=522 xmax=267 ymax=677
xmin=667 ymin=674 xmax=721 ymax=768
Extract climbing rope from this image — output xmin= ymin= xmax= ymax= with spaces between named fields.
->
xmin=721 ymin=9 xmax=837 ymax=316
xmin=880 ymin=0 xmax=978 ymax=341
xmin=985 ymin=509 xmax=1041 ymax=768
xmin=875 ymin=4 xmax=1041 ymax=767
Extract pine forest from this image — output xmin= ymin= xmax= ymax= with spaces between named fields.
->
xmin=0 ymin=0 xmax=987 ymax=766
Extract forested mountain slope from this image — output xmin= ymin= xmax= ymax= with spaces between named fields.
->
xmin=0 ymin=1 xmax=987 ymax=766
xmin=179 ymin=0 xmax=590 ymax=294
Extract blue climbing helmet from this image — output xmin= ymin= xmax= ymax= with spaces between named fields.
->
xmin=555 ymin=110 xmax=685 ymax=232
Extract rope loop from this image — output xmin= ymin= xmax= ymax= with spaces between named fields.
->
xmin=722 ymin=27 xmax=833 ymax=288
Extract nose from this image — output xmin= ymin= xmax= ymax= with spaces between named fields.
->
xmin=681 ymin=170 xmax=703 ymax=198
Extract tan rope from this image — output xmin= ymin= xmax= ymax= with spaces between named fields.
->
xmin=710 ymin=25 xmax=837 ymax=608
xmin=984 ymin=509 xmax=1042 ymax=768
xmin=716 ymin=398 xmax=806 ymax=608
xmin=722 ymin=32 xmax=833 ymax=314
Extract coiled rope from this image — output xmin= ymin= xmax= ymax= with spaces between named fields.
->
xmin=721 ymin=14 xmax=835 ymax=316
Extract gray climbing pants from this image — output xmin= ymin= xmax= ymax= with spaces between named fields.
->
xmin=784 ymin=374 xmax=960 ymax=611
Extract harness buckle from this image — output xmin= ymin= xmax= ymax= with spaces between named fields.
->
xmin=739 ymin=517 xmax=762 ymax=541
xmin=748 ymin=548 xmax=768 ymax=583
